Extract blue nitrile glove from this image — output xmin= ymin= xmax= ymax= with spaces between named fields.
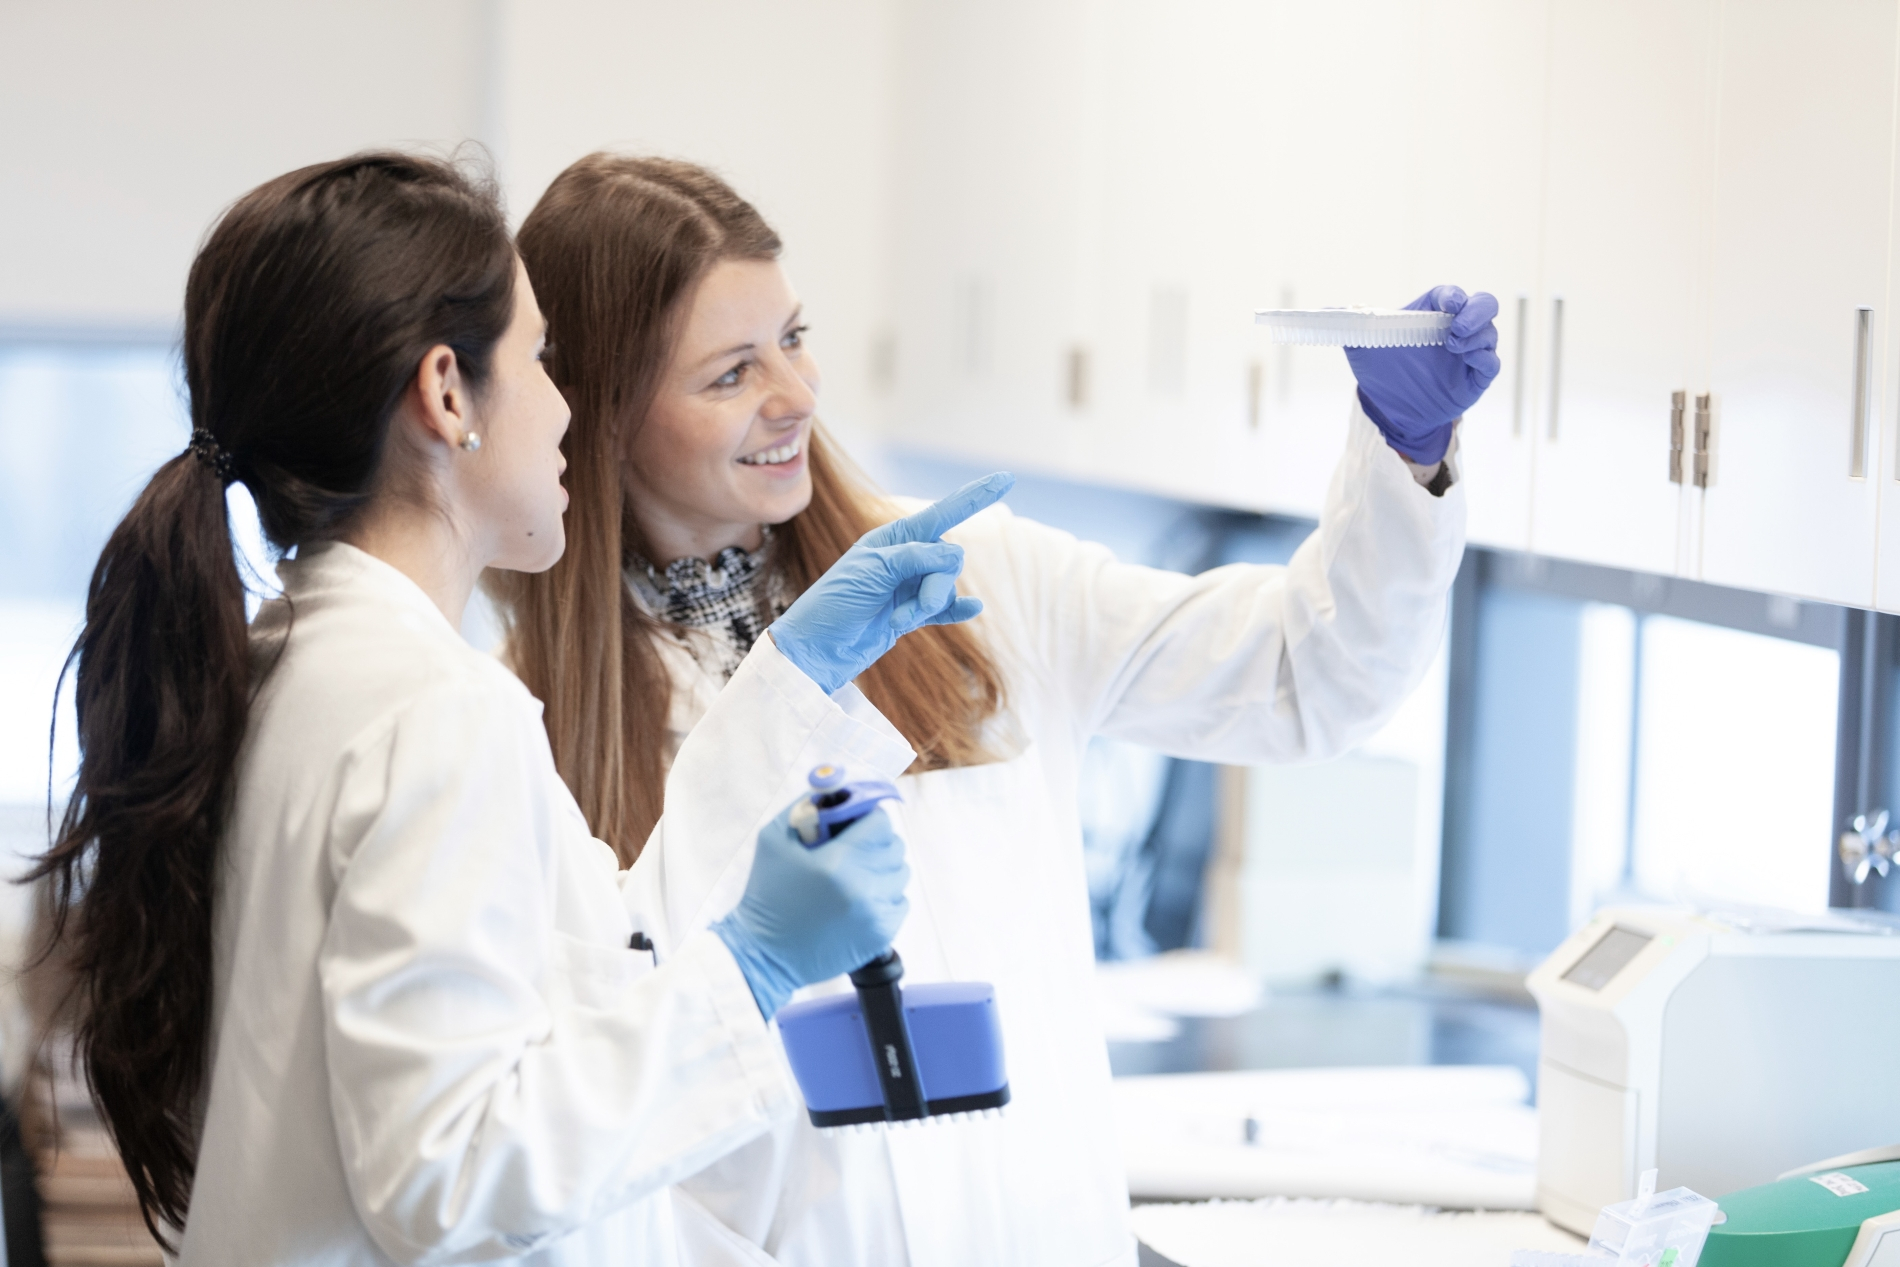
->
xmin=1344 ymin=285 xmax=1502 ymax=465
xmin=713 ymin=803 xmax=910 ymax=1019
xmin=769 ymin=472 xmax=1016 ymax=694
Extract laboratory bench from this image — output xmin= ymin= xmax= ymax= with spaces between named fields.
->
xmin=1109 ymin=980 xmax=1563 ymax=1266
xmin=1107 ymin=979 xmax=1541 ymax=1093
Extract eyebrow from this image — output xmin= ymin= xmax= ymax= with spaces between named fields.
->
xmin=691 ymin=306 xmax=805 ymax=372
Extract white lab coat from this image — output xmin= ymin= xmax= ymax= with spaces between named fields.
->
xmin=181 ymin=541 xmax=912 ymax=1266
xmin=627 ymin=402 xmax=1467 ymax=1267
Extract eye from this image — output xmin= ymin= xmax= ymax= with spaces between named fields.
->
xmin=536 ymin=342 xmax=553 ymax=363
xmin=782 ymin=324 xmax=809 ymax=351
xmin=712 ymin=361 xmax=750 ymax=389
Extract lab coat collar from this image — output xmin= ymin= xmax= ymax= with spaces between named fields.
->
xmin=274 ymin=541 xmax=465 ymax=645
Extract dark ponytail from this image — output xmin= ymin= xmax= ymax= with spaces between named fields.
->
xmin=28 ymin=152 xmax=516 ymax=1244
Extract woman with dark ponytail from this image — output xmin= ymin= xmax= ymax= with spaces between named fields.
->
xmin=31 ymin=152 xmax=995 ymax=1262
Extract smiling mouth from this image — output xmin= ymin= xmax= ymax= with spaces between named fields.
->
xmin=737 ymin=438 xmax=803 ymax=467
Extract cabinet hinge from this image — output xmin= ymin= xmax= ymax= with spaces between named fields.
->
xmin=1692 ymin=392 xmax=1713 ymax=488
xmin=1669 ymin=390 xmax=1686 ymax=484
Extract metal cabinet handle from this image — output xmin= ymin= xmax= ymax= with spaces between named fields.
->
xmin=1669 ymin=390 xmax=1687 ymax=484
xmin=1067 ymin=346 xmax=1089 ymax=410
xmin=1547 ymin=296 xmax=1564 ymax=440
xmin=1849 ymin=306 xmax=1872 ymax=479
xmin=1512 ymin=295 xmax=1529 ymax=437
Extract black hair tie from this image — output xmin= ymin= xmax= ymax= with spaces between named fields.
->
xmin=187 ymin=428 xmax=238 ymax=485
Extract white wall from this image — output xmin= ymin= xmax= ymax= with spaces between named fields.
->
xmin=0 ymin=0 xmax=904 ymax=437
xmin=492 ymin=0 xmax=901 ymax=439
xmin=0 ymin=0 xmax=490 ymax=328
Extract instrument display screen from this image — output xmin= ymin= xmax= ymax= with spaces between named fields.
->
xmin=1561 ymin=925 xmax=1654 ymax=991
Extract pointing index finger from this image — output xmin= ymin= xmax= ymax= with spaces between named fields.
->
xmin=864 ymin=472 xmax=1015 ymax=546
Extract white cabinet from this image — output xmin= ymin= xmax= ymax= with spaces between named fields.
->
xmin=1075 ymin=1 xmax=1425 ymax=517
xmin=1404 ymin=0 xmax=1552 ymax=553
xmin=1529 ymin=0 xmax=1717 ymax=577
xmin=1020 ymin=0 xmax=1549 ymax=524
xmin=885 ymin=0 xmax=1102 ymax=477
xmin=1696 ymin=0 xmax=1897 ymax=608
xmin=1230 ymin=2 xmax=1423 ymax=519
xmin=884 ymin=0 xmax=1900 ymax=612
xmin=1527 ymin=0 xmax=1897 ymax=605
xmin=1078 ymin=0 xmax=1286 ymax=511
xmin=1880 ymin=214 xmax=1900 ymax=609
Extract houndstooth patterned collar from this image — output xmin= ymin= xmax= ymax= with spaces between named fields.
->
xmin=628 ymin=527 xmax=789 ymax=680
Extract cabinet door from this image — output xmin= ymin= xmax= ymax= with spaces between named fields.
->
xmin=1079 ymin=0 xmax=1423 ymax=517
xmin=1531 ymin=0 xmax=1717 ymax=576
xmin=1239 ymin=0 xmax=1423 ymax=518
xmin=1697 ymin=0 xmax=1897 ymax=607
xmin=1233 ymin=0 xmax=1548 ymax=532
xmin=1404 ymin=0 xmax=1551 ymax=552
xmin=1078 ymin=0 xmax=1275 ymax=510
xmin=884 ymin=0 xmax=1100 ymax=474
xmin=1879 ymin=160 xmax=1900 ymax=610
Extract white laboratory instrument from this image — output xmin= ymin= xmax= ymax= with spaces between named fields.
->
xmin=1527 ymin=906 xmax=1900 ymax=1235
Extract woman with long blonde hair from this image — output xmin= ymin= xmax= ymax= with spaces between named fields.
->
xmin=508 ymin=153 xmax=1494 ymax=1266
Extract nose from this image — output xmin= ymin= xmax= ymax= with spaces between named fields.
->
xmin=549 ymin=378 xmax=573 ymax=441
xmin=759 ymin=346 xmax=818 ymax=429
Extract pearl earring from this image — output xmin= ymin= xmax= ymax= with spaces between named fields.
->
xmin=459 ymin=431 xmax=482 ymax=454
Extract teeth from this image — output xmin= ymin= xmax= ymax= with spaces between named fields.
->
xmin=739 ymin=439 xmax=802 ymax=466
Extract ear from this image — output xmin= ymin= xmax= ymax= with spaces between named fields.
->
xmin=409 ymin=344 xmax=471 ymax=451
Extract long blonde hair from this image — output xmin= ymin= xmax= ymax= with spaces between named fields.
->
xmin=503 ymin=154 xmax=1005 ymax=862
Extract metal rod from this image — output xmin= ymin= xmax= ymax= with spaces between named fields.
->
xmin=1853 ymin=306 xmax=1873 ymax=479
xmin=1832 ymin=610 xmax=1871 ymax=908
xmin=1861 ymin=609 xmax=1880 ymax=816
xmin=1512 ymin=294 xmax=1529 ymax=438
xmin=1547 ymin=296 xmax=1565 ymax=440
xmin=1622 ymin=613 xmax=1646 ymax=886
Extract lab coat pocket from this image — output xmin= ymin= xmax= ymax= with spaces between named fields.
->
xmin=673 ymin=1188 xmax=781 ymax=1266
xmin=543 ymin=930 xmax=654 ymax=1015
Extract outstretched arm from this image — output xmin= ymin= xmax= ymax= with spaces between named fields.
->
xmin=969 ymin=397 xmax=1465 ymax=765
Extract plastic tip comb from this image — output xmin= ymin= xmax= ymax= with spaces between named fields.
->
xmin=1253 ymin=307 xmax=1453 ymax=348
xmin=826 ymin=1107 xmax=1006 ymax=1135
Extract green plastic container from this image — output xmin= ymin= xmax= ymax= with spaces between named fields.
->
xmin=1701 ymin=1160 xmax=1900 ymax=1267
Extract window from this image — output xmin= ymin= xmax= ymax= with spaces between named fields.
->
xmin=1441 ymin=550 xmax=1847 ymax=962
xmin=0 ymin=339 xmax=280 ymax=812
xmin=0 ymin=341 xmax=187 ymax=805
xmin=1628 ymin=616 xmax=1838 ymax=910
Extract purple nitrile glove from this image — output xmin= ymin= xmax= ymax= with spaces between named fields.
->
xmin=1344 ymin=285 xmax=1502 ymax=465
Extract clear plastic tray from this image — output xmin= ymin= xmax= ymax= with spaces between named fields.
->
xmin=1586 ymin=1182 xmax=1718 ymax=1267
xmin=1253 ymin=306 xmax=1453 ymax=348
